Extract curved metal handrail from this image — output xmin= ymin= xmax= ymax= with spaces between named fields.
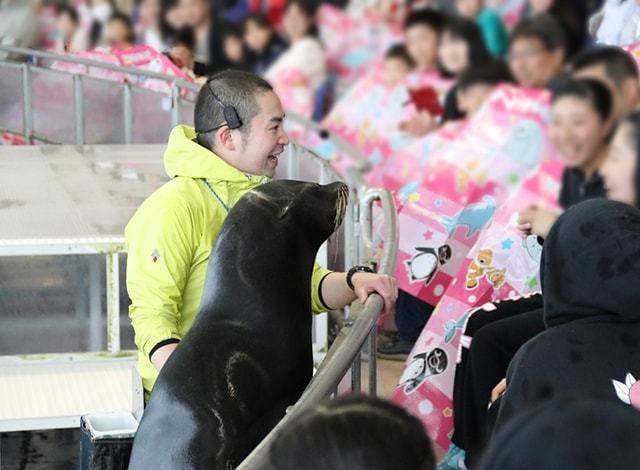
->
xmin=0 ymin=45 xmax=200 ymax=92
xmin=237 ymin=188 xmax=397 ymax=470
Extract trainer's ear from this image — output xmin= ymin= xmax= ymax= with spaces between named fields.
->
xmin=217 ymin=126 xmax=237 ymax=151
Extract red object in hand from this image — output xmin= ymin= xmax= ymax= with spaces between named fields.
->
xmin=407 ymin=86 xmax=444 ymax=116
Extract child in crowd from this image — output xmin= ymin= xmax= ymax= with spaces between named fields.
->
xmin=136 ymin=0 xmax=165 ymax=51
xmin=382 ymin=44 xmax=415 ymax=86
xmin=456 ymin=61 xmax=514 ymax=117
xmin=397 ymin=17 xmax=492 ymax=137
xmin=266 ymin=0 xmax=326 ymax=93
xmin=221 ymin=24 xmax=250 ymax=70
xmin=102 ymin=12 xmax=136 ymax=48
xmin=55 ymin=5 xmax=87 ymax=53
xmin=438 ymin=17 xmax=492 ymax=121
xmin=86 ymin=0 xmax=115 ymax=48
xmin=243 ymin=13 xmax=286 ymax=75
xmin=454 ymin=0 xmax=508 ymax=57
xmin=268 ymin=396 xmax=436 ymax=470
xmin=508 ymin=14 xmax=568 ymax=90
xmin=403 ymin=8 xmax=446 ymax=74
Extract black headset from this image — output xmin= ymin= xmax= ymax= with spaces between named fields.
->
xmin=196 ymin=80 xmax=242 ymax=133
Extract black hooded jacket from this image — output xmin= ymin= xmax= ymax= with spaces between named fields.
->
xmin=482 ymin=399 xmax=640 ymax=470
xmin=495 ymin=199 xmax=640 ymax=427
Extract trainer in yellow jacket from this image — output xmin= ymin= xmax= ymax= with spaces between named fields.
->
xmin=125 ymin=125 xmax=331 ymax=393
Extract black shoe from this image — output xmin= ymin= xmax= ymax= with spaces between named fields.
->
xmin=376 ymin=337 xmax=414 ymax=361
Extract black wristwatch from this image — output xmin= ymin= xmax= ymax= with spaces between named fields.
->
xmin=346 ymin=265 xmax=375 ymax=291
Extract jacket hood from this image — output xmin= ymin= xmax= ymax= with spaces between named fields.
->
xmin=163 ymin=125 xmax=268 ymax=185
xmin=481 ymin=399 xmax=640 ymax=470
xmin=542 ymin=199 xmax=640 ymax=327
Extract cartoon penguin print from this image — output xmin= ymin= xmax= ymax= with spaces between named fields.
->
xmin=405 ymin=245 xmax=452 ymax=285
xmin=399 ymin=348 xmax=449 ymax=394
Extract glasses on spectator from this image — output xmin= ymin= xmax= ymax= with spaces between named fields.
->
xmin=507 ymin=48 xmax=545 ymax=62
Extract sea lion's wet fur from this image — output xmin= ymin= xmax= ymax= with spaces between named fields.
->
xmin=128 ymin=180 xmax=349 ymax=470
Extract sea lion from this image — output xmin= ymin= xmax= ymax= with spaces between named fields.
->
xmin=128 ymin=180 xmax=349 ymax=470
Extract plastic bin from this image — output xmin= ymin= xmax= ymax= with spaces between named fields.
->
xmin=79 ymin=412 xmax=139 ymax=470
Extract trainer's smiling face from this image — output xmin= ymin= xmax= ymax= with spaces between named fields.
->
xmin=237 ymin=91 xmax=290 ymax=178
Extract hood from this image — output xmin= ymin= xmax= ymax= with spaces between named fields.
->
xmin=542 ymin=199 xmax=640 ymax=327
xmin=163 ymin=125 xmax=268 ymax=185
xmin=481 ymin=398 xmax=640 ymax=470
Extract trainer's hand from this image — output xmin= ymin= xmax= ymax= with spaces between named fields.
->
xmin=351 ymin=272 xmax=398 ymax=315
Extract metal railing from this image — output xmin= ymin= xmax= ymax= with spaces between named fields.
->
xmin=0 ymin=46 xmax=400 ymax=465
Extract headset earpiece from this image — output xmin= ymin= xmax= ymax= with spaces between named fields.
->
xmin=195 ymin=81 xmax=243 ymax=133
xmin=223 ymin=105 xmax=242 ymax=129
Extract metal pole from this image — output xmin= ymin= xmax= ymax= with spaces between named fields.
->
xmin=123 ymin=83 xmax=133 ymax=144
xmin=88 ymin=256 xmax=102 ymax=351
xmin=73 ymin=74 xmax=85 ymax=145
xmin=368 ymin=328 xmax=377 ymax=396
xmin=21 ymin=64 xmax=33 ymax=144
xmin=170 ymin=81 xmax=180 ymax=129
xmin=286 ymin=144 xmax=299 ymax=180
xmin=106 ymin=252 xmax=121 ymax=353
xmin=351 ymin=352 xmax=361 ymax=394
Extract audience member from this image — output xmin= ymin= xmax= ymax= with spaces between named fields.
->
xmin=268 ymin=396 xmax=436 ymax=470
xmin=87 ymin=0 xmax=116 ymax=48
xmin=508 ymin=14 xmax=568 ymax=89
xmin=243 ymin=13 xmax=286 ymax=75
xmin=454 ymin=0 xmax=508 ymax=57
xmin=403 ymin=8 xmax=446 ymax=76
xmin=456 ymin=61 xmax=514 ymax=117
xmin=591 ymin=0 xmax=640 ymax=46
xmin=55 ymin=5 xmax=88 ymax=53
xmin=221 ymin=23 xmax=250 ymax=70
xmin=136 ymin=0 xmax=166 ymax=51
xmin=495 ymin=197 xmax=640 ymax=429
xmin=573 ymin=46 xmax=640 ymax=122
xmin=522 ymin=0 xmax=588 ymax=58
xmin=383 ymin=44 xmax=415 ymax=86
xmin=445 ymin=78 xmax=614 ymax=470
xmin=265 ymin=0 xmax=326 ymax=93
xmin=483 ymin=399 xmax=640 ymax=470
xmin=103 ymin=12 xmax=136 ymax=48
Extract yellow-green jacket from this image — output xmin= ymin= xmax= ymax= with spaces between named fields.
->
xmin=126 ymin=125 xmax=331 ymax=393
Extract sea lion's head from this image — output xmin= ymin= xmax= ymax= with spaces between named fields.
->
xmin=246 ymin=180 xmax=349 ymax=245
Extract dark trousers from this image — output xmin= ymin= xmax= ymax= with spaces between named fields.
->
xmin=450 ymin=295 xmax=545 ymax=468
xmin=394 ymin=290 xmax=435 ymax=343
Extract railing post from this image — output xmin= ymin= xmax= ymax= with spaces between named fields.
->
xmin=123 ymin=82 xmax=133 ymax=144
xmin=351 ymin=352 xmax=361 ymax=394
xmin=106 ymin=252 xmax=120 ymax=353
xmin=21 ymin=64 xmax=33 ymax=144
xmin=73 ymin=74 xmax=85 ymax=145
xmin=368 ymin=328 xmax=377 ymax=396
xmin=170 ymin=81 xmax=180 ymax=129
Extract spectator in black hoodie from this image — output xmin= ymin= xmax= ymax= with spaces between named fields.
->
xmin=482 ymin=399 xmax=640 ymax=470
xmin=494 ymin=198 xmax=640 ymax=428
